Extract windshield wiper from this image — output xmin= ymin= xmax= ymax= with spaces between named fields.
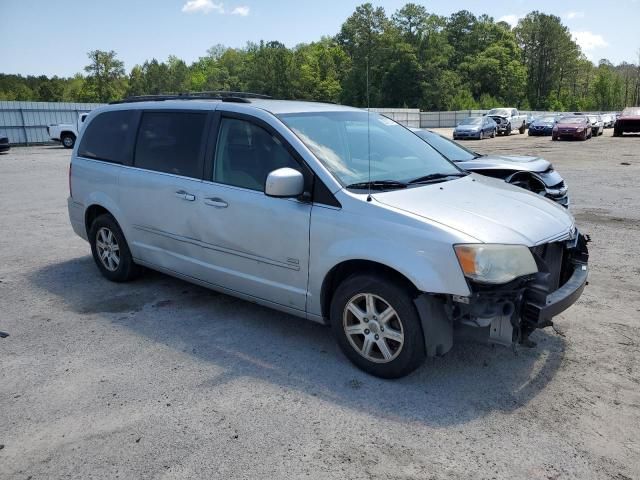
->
xmin=345 ymin=180 xmax=407 ymax=190
xmin=408 ymin=172 xmax=468 ymax=184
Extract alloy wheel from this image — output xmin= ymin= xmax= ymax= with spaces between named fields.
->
xmin=96 ymin=227 xmax=120 ymax=272
xmin=342 ymin=293 xmax=404 ymax=363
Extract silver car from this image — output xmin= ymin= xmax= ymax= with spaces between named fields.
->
xmin=68 ymin=94 xmax=589 ymax=378
xmin=412 ymin=129 xmax=569 ymax=206
xmin=452 ymin=116 xmax=497 ymax=140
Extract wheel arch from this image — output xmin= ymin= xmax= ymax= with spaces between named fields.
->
xmin=60 ymin=130 xmax=76 ymax=139
xmin=320 ymin=259 xmax=420 ymax=321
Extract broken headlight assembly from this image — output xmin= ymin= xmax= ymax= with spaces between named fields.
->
xmin=454 ymin=244 xmax=538 ymax=284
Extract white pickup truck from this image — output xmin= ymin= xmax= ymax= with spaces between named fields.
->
xmin=48 ymin=112 xmax=89 ymax=149
xmin=486 ymin=108 xmax=527 ymax=136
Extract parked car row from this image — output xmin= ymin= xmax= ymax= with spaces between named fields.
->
xmin=453 ymin=107 xmax=527 ymax=140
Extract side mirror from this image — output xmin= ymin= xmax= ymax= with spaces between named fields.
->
xmin=265 ymin=168 xmax=304 ymax=198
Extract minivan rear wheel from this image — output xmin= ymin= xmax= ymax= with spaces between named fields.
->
xmin=330 ymin=274 xmax=425 ymax=378
xmin=89 ymin=214 xmax=142 ymax=282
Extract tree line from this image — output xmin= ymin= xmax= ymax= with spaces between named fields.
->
xmin=1 ymin=3 xmax=639 ymax=111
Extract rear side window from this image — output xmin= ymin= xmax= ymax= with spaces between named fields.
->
xmin=78 ymin=110 xmax=138 ymax=164
xmin=134 ymin=112 xmax=207 ymax=178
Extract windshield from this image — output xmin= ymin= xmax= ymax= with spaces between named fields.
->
xmin=622 ymin=107 xmax=640 ymax=116
xmin=460 ymin=117 xmax=482 ymax=125
xmin=278 ymin=111 xmax=461 ymax=186
xmin=537 ymin=116 xmax=556 ymax=123
xmin=560 ymin=117 xmax=586 ymax=124
xmin=413 ymin=130 xmax=476 ymax=162
xmin=487 ymin=108 xmax=510 ymax=116
xmin=587 ymin=115 xmax=598 ymax=122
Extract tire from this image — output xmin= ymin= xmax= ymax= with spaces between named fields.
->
xmin=61 ymin=133 xmax=76 ymax=149
xmin=479 ymin=130 xmax=484 ymax=140
xmin=613 ymin=128 xmax=622 ymax=137
xmin=491 ymin=129 xmax=496 ymax=138
xmin=330 ymin=274 xmax=425 ymax=378
xmin=519 ymin=122 xmax=526 ymax=134
xmin=89 ymin=213 xmax=142 ymax=282
xmin=506 ymin=124 xmax=512 ymax=136
xmin=552 ymin=135 xmax=558 ymax=141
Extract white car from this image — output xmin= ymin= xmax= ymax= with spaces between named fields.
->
xmin=48 ymin=113 xmax=88 ymax=148
xmin=486 ymin=108 xmax=527 ymax=136
xmin=587 ymin=114 xmax=604 ymax=136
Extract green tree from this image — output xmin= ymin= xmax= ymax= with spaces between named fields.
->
xmin=515 ymin=12 xmax=580 ymax=109
xmin=82 ymin=50 xmax=126 ymax=102
xmin=337 ymin=3 xmax=389 ymax=106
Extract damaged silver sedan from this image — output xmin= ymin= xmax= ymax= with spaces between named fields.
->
xmin=412 ymin=128 xmax=569 ymax=206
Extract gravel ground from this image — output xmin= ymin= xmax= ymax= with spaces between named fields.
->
xmin=1 ymin=130 xmax=639 ymax=479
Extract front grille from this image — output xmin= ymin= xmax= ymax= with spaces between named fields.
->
xmin=531 ymin=242 xmax=565 ymax=290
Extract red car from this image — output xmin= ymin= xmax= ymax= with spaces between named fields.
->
xmin=552 ymin=116 xmax=592 ymax=141
xmin=613 ymin=107 xmax=640 ymax=136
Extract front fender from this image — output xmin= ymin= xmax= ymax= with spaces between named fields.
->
xmin=307 ymin=205 xmax=472 ymax=317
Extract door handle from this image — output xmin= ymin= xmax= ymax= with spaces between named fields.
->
xmin=175 ymin=190 xmax=196 ymax=201
xmin=204 ymin=197 xmax=228 ymax=208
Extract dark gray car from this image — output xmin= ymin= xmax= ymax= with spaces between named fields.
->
xmin=413 ymin=129 xmax=569 ymax=206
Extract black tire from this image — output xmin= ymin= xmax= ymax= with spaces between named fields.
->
xmin=491 ymin=129 xmax=496 ymax=138
xmin=613 ymin=128 xmax=622 ymax=137
xmin=552 ymin=135 xmax=558 ymax=141
xmin=506 ymin=124 xmax=512 ymax=136
xmin=61 ymin=133 xmax=76 ymax=149
xmin=330 ymin=273 xmax=426 ymax=378
xmin=519 ymin=122 xmax=526 ymax=134
xmin=479 ymin=130 xmax=483 ymax=140
xmin=89 ymin=213 xmax=142 ymax=282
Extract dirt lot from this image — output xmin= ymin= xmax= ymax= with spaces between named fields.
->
xmin=1 ymin=130 xmax=639 ymax=479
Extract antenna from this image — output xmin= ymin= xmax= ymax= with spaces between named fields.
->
xmin=366 ymin=55 xmax=372 ymax=202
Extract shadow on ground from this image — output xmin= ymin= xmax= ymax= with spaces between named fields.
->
xmin=30 ymin=256 xmax=566 ymax=427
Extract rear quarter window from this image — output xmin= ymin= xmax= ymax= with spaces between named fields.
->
xmin=78 ymin=110 xmax=138 ymax=164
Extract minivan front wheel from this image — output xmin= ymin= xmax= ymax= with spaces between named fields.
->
xmin=330 ymin=274 xmax=425 ymax=378
xmin=89 ymin=214 xmax=141 ymax=282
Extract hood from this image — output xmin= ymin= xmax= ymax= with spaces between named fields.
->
xmin=556 ymin=122 xmax=586 ymax=129
xmin=531 ymin=121 xmax=554 ymax=127
xmin=456 ymin=155 xmax=551 ymax=173
xmin=373 ymin=174 xmax=573 ymax=245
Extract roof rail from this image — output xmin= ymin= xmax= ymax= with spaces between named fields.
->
xmin=109 ymin=91 xmax=272 ymax=105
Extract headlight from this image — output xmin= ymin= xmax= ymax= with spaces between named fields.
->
xmin=576 ymin=128 xmax=583 ymax=133
xmin=454 ymin=244 xmax=538 ymax=284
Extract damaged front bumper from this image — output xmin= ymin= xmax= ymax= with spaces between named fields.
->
xmin=415 ymin=233 xmax=589 ymax=356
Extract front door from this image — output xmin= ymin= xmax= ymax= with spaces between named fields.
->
xmin=193 ymin=114 xmax=312 ymax=311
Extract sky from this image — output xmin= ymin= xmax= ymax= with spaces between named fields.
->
xmin=1 ymin=0 xmax=638 ymax=77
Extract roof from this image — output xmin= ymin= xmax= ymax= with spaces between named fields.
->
xmin=105 ymin=95 xmax=361 ymax=115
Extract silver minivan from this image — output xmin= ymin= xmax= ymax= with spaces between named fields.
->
xmin=68 ymin=93 xmax=589 ymax=378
